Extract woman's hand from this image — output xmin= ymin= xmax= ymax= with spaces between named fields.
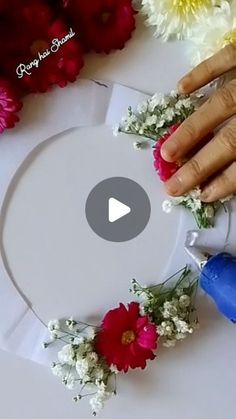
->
xmin=161 ymin=43 xmax=236 ymax=202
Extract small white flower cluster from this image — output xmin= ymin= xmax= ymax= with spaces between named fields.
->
xmin=113 ymin=91 xmax=197 ymax=145
xmin=45 ymin=319 xmax=116 ymax=416
xmin=162 ymin=187 xmax=218 ymax=229
xmin=131 ymin=267 xmax=199 ymax=348
xmin=156 ymin=294 xmax=198 ymax=348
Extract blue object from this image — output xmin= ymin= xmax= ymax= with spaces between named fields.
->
xmin=200 ymin=252 xmax=236 ymax=323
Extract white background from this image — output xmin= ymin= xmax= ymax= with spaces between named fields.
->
xmin=1 ymin=14 xmax=236 ymax=419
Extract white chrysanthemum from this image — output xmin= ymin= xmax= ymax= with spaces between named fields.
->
xmin=189 ymin=1 xmax=236 ymax=65
xmin=141 ymin=0 xmax=218 ymax=41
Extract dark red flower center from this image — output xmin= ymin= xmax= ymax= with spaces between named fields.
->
xmin=30 ymin=39 xmax=49 ymax=55
xmin=94 ymin=7 xmax=114 ymax=26
xmin=121 ymin=330 xmax=136 ymax=345
xmin=101 ymin=11 xmax=112 ymax=23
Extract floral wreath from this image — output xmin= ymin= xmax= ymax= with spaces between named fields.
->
xmin=1 ymin=0 xmax=235 ymax=416
xmin=45 ymin=266 xmax=198 ymax=416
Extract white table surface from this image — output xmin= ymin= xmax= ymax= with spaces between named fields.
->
xmin=1 ymin=14 xmax=236 ymax=419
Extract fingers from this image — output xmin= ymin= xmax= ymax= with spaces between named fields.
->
xmin=165 ymin=120 xmax=236 ymax=196
xmin=201 ymin=162 xmax=236 ymax=202
xmin=178 ymin=43 xmax=236 ymax=94
xmin=161 ymin=80 xmax=236 ymax=163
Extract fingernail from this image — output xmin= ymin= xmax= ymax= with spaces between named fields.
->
xmin=201 ymin=187 xmax=213 ymax=202
xmin=177 ymin=77 xmax=190 ymax=94
xmin=165 ymin=176 xmax=182 ymax=195
xmin=161 ymin=141 xmax=178 ymax=161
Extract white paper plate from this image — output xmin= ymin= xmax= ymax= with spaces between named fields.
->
xmin=0 ymin=81 xmax=236 ymax=419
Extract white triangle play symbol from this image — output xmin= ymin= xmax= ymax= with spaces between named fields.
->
xmin=108 ymin=197 xmax=131 ymax=223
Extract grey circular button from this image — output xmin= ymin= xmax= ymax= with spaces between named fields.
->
xmin=85 ymin=177 xmax=151 ymax=242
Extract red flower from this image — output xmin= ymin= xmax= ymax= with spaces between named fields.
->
xmin=0 ymin=79 xmax=22 ymax=134
xmin=154 ymin=124 xmax=214 ymax=182
xmin=0 ymin=1 xmax=84 ymax=93
xmin=62 ymin=0 xmax=136 ymax=53
xmin=0 ymin=0 xmax=7 ymax=12
xmin=96 ymin=302 xmax=158 ymax=373
xmin=153 ymin=124 xmax=180 ymax=182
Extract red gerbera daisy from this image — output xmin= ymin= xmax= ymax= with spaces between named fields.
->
xmin=0 ymin=78 xmax=22 ymax=134
xmin=153 ymin=124 xmax=180 ymax=182
xmin=62 ymin=0 xmax=136 ymax=53
xmin=96 ymin=302 xmax=158 ymax=373
xmin=0 ymin=0 xmax=84 ymax=93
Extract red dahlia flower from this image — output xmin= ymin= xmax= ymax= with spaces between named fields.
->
xmin=96 ymin=302 xmax=158 ymax=372
xmin=0 ymin=1 xmax=83 ymax=93
xmin=0 ymin=79 xmax=22 ymax=134
xmin=62 ymin=0 xmax=136 ymax=53
xmin=153 ymin=124 xmax=180 ymax=182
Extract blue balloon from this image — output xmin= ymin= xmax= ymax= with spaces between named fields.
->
xmin=200 ymin=252 xmax=236 ymax=323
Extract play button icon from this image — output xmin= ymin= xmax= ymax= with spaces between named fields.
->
xmin=85 ymin=177 xmax=151 ymax=242
xmin=108 ymin=198 xmax=131 ymax=223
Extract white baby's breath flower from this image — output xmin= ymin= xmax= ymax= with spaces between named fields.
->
xmin=220 ymin=194 xmax=234 ymax=203
xmin=175 ymin=332 xmax=187 ymax=340
xmin=90 ymin=382 xmax=113 ymax=415
xmin=76 ymin=358 xmax=89 ymax=379
xmin=87 ymin=351 xmax=98 ymax=364
xmin=139 ymin=304 xmax=146 ymax=316
xmin=90 ymin=395 xmax=104 ymax=415
xmin=163 ymin=301 xmax=178 ymax=318
xmin=146 ymin=114 xmax=158 ymax=126
xmin=65 ymin=376 xmax=76 ymax=390
xmin=73 ymin=336 xmax=85 ymax=345
xmin=188 ymin=198 xmax=202 ymax=212
xmin=189 ymin=1 xmax=236 ymax=65
xmin=141 ymin=0 xmax=217 ymax=41
xmin=175 ymin=98 xmax=192 ymax=110
xmin=137 ymin=101 xmax=148 ymax=114
xmin=162 ymin=200 xmax=173 ymax=214
xmin=179 ymin=294 xmax=191 ymax=308
xmin=86 ymin=326 xmax=96 ymax=341
xmin=173 ymin=318 xmax=190 ymax=334
xmin=148 ymin=93 xmax=166 ymax=111
xmin=189 ymin=187 xmax=201 ymax=199
xmin=48 ymin=319 xmax=60 ymax=332
xmin=163 ymin=339 xmax=176 ymax=348
xmin=58 ymin=345 xmax=76 ymax=366
xmin=110 ymin=364 xmax=119 ymax=374
xmin=157 ymin=321 xmax=175 ymax=336
xmin=94 ymin=368 xmax=104 ymax=380
xmin=113 ymin=124 xmax=120 ymax=137
xmin=163 ymin=107 xmax=175 ymax=122
xmin=204 ymin=204 xmax=215 ymax=219
xmin=51 ymin=363 xmax=64 ymax=377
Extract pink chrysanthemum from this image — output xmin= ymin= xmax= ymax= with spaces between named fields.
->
xmin=0 ymin=79 xmax=22 ymax=134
